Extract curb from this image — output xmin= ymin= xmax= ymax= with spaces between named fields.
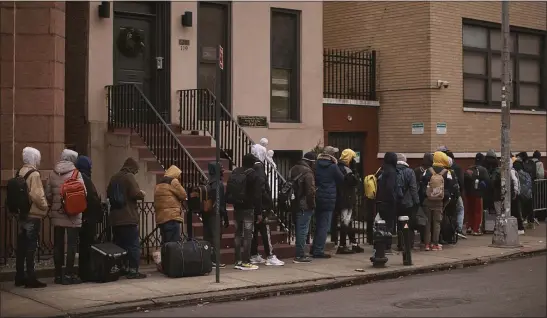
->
xmin=48 ymin=248 xmax=546 ymax=318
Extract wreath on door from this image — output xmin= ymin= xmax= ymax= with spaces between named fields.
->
xmin=117 ymin=27 xmax=145 ymax=58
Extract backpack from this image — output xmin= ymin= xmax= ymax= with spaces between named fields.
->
xmin=523 ymin=160 xmax=537 ymax=180
xmin=188 ymin=184 xmax=213 ymax=213
xmin=395 ymin=167 xmax=406 ymax=203
xmin=278 ymin=170 xmax=305 ymax=212
xmin=517 ymin=170 xmax=532 ymax=200
xmin=225 ymin=167 xmax=253 ymax=205
xmin=464 ymin=165 xmax=480 ymax=192
xmin=364 ymin=168 xmax=381 ymax=199
xmin=426 ymin=168 xmax=447 ymax=201
xmin=60 ymin=170 xmax=87 ymax=216
xmin=6 ymin=169 xmax=38 ymax=220
xmin=107 ymin=180 xmax=126 ymax=210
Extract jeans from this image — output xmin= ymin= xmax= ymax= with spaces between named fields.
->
xmin=423 ymin=199 xmax=443 ymax=245
xmin=234 ymin=209 xmax=254 ymax=264
xmin=202 ymin=213 xmax=222 ymax=263
xmin=295 ymin=210 xmax=313 ymax=258
xmin=339 ymin=208 xmax=356 ymax=246
xmin=311 ymin=208 xmax=333 ymax=256
xmin=455 ymin=196 xmax=465 ymax=232
xmin=159 ymin=220 xmax=182 ymax=245
xmin=78 ymin=220 xmax=96 ymax=281
xmin=113 ymin=225 xmax=140 ymax=272
xmin=251 ymin=218 xmax=273 ymax=257
xmin=54 ymin=226 xmax=79 ymax=277
xmin=15 ymin=218 xmax=41 ymax=279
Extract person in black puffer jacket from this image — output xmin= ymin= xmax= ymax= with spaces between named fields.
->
xmin=376 ymin=152 xmax=398 ymax=253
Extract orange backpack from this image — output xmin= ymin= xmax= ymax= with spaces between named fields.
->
xmin=60 ymin=170 xmax=87 ymax=216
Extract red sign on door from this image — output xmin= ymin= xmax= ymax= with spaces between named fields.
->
xmin=218 ymin=45 xmax=224 ymax=70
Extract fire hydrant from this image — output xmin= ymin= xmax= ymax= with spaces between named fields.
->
xmin=397 ymin=215 xmax=413 ymax=266
xmin=370 ymin=219 xmax=391 ymax=268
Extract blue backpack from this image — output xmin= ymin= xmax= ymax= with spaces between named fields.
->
xmin=107 ymin=181 xmax=126 ymax=209
xmin=517 ymin=170 xmax=532 ymax=200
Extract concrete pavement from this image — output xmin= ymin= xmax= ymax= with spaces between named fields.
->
xmin=1 ymin=224 xmax=545 ymax=318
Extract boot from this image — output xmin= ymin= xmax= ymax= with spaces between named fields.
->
xmin=24 ymin=250 xmax=46 ymax=288
xmin=15 ymin=250 xmax=26 ymax=287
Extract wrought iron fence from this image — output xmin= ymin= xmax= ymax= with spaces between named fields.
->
xmin=323 ymin=48 xmax=377 ymax=100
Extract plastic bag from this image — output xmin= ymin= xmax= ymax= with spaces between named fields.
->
xmin=153 ymin=250 xmax=162 ymax=272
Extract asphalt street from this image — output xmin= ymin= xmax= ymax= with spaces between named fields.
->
xmin=112 ymin=255 xmax=546 ymax=317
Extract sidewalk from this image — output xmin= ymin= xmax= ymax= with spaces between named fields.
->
xmin=1 ymin=225 xmax=545 ymax=318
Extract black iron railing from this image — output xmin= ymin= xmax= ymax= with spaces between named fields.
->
xmin=323 ymin=48 xmax=377 ymax=101
xmin=178 ymin=89 xmax=291 ymax=235
xmin=106 ymin=84 xmax=208 ymax=190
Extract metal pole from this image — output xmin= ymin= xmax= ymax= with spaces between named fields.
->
xmin=492 ymin=0 xmax=520 ymax=248
xmin=214 ymin=45 xmax=223 ymax=282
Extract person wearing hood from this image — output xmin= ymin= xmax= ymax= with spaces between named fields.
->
xmin=376 ymin=152 xmax=399 ymax=253
xmin=463 ymin=153 xmax=490 ymax=236
xmin=154 ymin=165 xmax=187 ymax=244
xmin=289 ymin=152 xmax=317 ymax=263
xmin=514 ymin=160 xmax=534 ymax=232
xmin=395 ymin=153 xmax=420 ymax=250
xmin=45 ymin=149 xmax=86 ymax=285
xmin=259 ymin=137 xmax=269 ymax=148
xmin=420 ymin=151 xmax=454 ymax=251
xmin=445 ymin=151 xmax=466 ymax=239
xmin=75 ymin=156 xmax=103 ymax=282
xmin=333 ymin=149 xmax=363 ymax=255
xmin=249 ymin=144 xmax=284 ymax=266
xmin=13 ymin=147 xmax=49 ymax=288
xmin=507 ymin=159 xmax=524 ymax=234
xmin=311 ymin=146 xmax=344 ymax=258
xmin=483 ymin=149 xmax=504 ymax=218
xmin=107 ymin=157 xmax=146 ymax=279
xmin=201 ymin=162 xmax=229 ymax=268
xmin=531 ymin=150 xmax=545 ymax=179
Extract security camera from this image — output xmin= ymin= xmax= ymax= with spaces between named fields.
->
xmin=436 ymin=80 xmax=450 ymax=89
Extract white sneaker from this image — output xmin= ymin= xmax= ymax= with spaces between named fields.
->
xmin=518 ymin=230 xmax=525 ymax=235
xmin=250 ymin=254 xmax=266 ymax=264
xmin=265 ymin=255 xmax=285 ymax=266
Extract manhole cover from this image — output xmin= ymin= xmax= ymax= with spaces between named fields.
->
xmin=394 ymin=297 xmax=471 ymax=309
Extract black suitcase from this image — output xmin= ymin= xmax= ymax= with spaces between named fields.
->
xmin=161 ymin=239 xmax=213 ymax=278
xmin=90 ymin=243 xmax=127 ymax=283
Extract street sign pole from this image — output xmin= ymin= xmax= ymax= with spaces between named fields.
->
xmin=214 ymin=44 xmax=224 ymax=283
xmin=492 ymin=0 xmax=520 ymax=248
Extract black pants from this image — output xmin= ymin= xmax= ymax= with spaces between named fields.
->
xmin=15 ymin=218 xmax=41 ymax=279
xmin=202 ymin=213 xmax=222 ymax=263
xmin=251 ymin=219 xmax=273 ymax=257
xmin=397 ymin=205 xmax=416 ymax=250
xmin=378 ymin=203 xmax=396 ymax=251
xmin=511 ymin=198 xmax=524 ymax=231
xmin=330 ymin=209 xmax=340 ymax=245
xmin=54 ymin=226 xmax=79 ymax=277
xmin=112 ymin=225 xmax=140 ymax=272
xmin=78 ymin=220 xmax=96 ymax=281
xmin=186 ymin=210 xmax=194 ymax=238
xmin=520 ymin=197 xmax=534 ymax=223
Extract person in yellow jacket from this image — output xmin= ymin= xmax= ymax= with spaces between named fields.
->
xmin=154 ymin=165 xmax=187 ymax=244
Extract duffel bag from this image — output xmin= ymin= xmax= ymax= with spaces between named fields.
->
xmin=161 ymin=239 xmax=213 ymax=278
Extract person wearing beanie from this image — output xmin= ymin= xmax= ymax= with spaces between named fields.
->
xmin=463 ymin=153 xmax=490 ymax=236
xmin=259 ymin=137 xmax=269 ymax=148
xmin=46 ymin=149 xmax=86 ymax=285
xmin=289 ymin=152 xmax=317 ymax=263
xmin=395 ymin=153 xmax=420 ymax=250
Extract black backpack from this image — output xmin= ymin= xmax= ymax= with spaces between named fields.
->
xmin=225 ymin=167 xmax=253 ymax=205
xmin=6 ymin=169 xmax=38 ymax=220
xmin=464 ymin=165 xmax=480 ymax=192
xmin=107 ymin=181 xmax=126 ymax=210
xmin=278 ymin=170 xmax=305 ymax=212
xmin=523 ymin=160 xmax=538 ymax=180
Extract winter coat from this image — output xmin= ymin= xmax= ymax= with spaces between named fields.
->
xmin=154 ymin=165 xmax=187 ymax=225
xmin=46 ymin=155 xmax=86 ymax=228
xmin=76 ymin=156 xmax=103 ymax=224
xmin=464 ymin=164 xmax=491 ymax=198
xmin=336 ymin=149 xmax=359 ymax=210
xmin=420 ymin=151 xmax=454 ymax=204
xmin=107 ymin=158 xmax=145 ymax=227
xmin=376 ymin=152 xmax=398 ymax=206
xmin=396 ymin=161 xmax=420 ymax=209
xmin=315 ymin=154 xmax=344 ymax=213
xmin=531 ymin=158 xmax=545 ymax=180
xmin=233 ymin=153 xmax=265 ymax=216
xmin=289 ymin=160 xmax=316 ymax=211
xmin=414 ymin=153 xmax=433 ymax=188
xmin=207 ymin=162 xmax=228 ymax=222
xmin=19 ymin=147 xmax=48 ymax=219
xmin=451 ymin=161 xmax=465 ymax=197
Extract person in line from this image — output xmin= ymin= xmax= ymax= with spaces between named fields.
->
xmin=202 ymin=162 xmax=230 ymax=268
xmin=420 ymin=151 xmax=454 ymax=251
xmin=107 ymin=157 xmax=146 ymax=279
xmin=334 ymin=149 xmax=364 ymax=254
xmin=232 ymin=153 xmax=263 ymax=270
xmin=375 ymin=152 xmax=399 ymax=254
xmin=75 ymin=156 xmax=103 ymax=283
xmin=154 ymin=165 xmax=187 ymax=244
xmin=531 ymin=150 xmax=545 ymax=180
xmin=507 ymin=158 xmax=524 ymax=234
xmin=413 ymin=153 xmax=434 ymax=246
xmin=513 ymin=159 xmax=534 ymax=233
xmin=464 ymin=153 xmax=490 ymax=236
xmin=311 ymin=146 xmax=344 ymax=258
xmin=14 ymin=147 xmax=49 ymax=288
xmin=395 ymin=153 xmax=420 ymax=250
xmin=249 ymin=144 xmax=284 ymax=266
xmin=46 ymin=149 xmax=86 ymax=285
xmin=445 ymin=151 xmax=466 ymax=239
xmin=289 ymin=152 xmax=317 ymax=263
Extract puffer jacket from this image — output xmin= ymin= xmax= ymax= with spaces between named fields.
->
xmin=396 ymin=161 xmax=420 ymax=209
xmin=154 ymin=165 xmax=187 ymax=225
xmin=108 ymin=158 xmax=145 ymax=226
xmin=336 ymin=149 xmax=360 ymax=210
xmin=19 ymin=147 xmax=49 ymax=219
xmin=46 ymin=150 xmax=86 ymax=228
xmin=289 ymin=159 xmax=316 ymax=211
xmin=315 ymin=154 xmax=344 ymax=213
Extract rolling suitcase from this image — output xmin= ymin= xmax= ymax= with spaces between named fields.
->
xmin=90 ymin=243 xmax=127 ymax=283
xmin=161 ymin=239 xmax=213 ymax=278
xmin=483 ymin=208 xmax=496 ymax=233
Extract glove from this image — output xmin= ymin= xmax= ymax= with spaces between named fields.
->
xmin=223 ymin=216 xmax=229 ymax=228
